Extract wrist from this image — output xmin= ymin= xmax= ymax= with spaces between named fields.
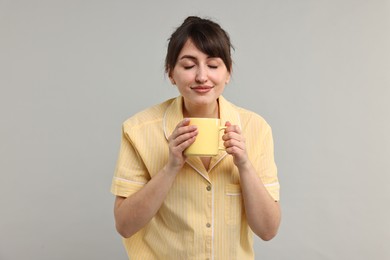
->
xmin=163 ymin=162 xmax=182 ymax=177
xmin=236 ymin=159 xmax=253 ymax=172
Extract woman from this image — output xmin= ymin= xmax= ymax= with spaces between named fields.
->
xmin=111 ymin=16 xmax=281 ymax=259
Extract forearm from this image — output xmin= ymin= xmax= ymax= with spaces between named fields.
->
xmin=238 ymin=161 xmax=281 ymax=241
xmin=114 ymin=165 xmax=179 ymax=238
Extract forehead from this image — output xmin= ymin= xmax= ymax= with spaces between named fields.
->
xmin=178 ymin=39 xmax=218 ymax=61
xmin=178 ymin=39 xmax=205 ymax=56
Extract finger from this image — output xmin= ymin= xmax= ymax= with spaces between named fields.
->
xmin=172 ymin=130 xmax=198 ymax=147
xmin=172 ymin=118 xmax=190 ymax=135
xmin=225 ymin=146 xmax=245 ymax=156
xmin=173 ymin=125 xmax=197 ymax=139
xmin=170 ymin=119 xmax=197 ymax=140
xmin=226 ymin=125 xmax=241 ymax=134
xmin=222 ymin=131 xmax=245 ymax=143
xmin=224 ymin=138 xmax=245 ymax=150
xmin=224 ymin=121 xmax=231 ymax=133
xmin=224 ymin=121 xmax=241 ymax=134
xmin=179 ymin=118 xmax=191 ymax=127
xmin=175 ymin=134 xmax=197 ymax=151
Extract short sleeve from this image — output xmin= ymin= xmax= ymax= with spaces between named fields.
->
xmin=110 ymin=125 xmax=150 ymax=198
xmin=255 ymin=125 xmax=280 ymax=201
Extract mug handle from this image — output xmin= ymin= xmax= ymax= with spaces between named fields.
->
xmin=218 ymin=126 xmax=227 ymax=151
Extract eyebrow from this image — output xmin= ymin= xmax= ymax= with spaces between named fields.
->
xmin=179 ymin=55 xmax=218 ymax=61
xmin=179 ymin=55 xmax=198 ymax=61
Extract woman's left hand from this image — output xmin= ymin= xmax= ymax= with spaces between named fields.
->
xmin=222 ymin=121 xmax=249 ymax=168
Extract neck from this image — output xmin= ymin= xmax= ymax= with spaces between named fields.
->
xmin=183 ymin=99 xmax=219 ymax=118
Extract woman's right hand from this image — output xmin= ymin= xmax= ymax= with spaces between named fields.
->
xmin=167 ymin=118 xmax=198 ymax=171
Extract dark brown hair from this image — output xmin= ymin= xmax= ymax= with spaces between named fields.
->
xmin=165 ymin=16 xmax=233 ymax=76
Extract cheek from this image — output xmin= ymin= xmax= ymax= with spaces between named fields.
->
xmin=210 ymin=73 xmax=229 ymax=85
xmin=175 ymin=72 xmax=194 ymax=85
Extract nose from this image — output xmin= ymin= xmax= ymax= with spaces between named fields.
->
xmin=195 ymin=66 xmax=208 ymax=83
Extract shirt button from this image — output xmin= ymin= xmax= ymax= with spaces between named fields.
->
xmin=206 ymin=223 xmax=211 ymax=228
xmin=206 ymin=185 xmax=211 ymax=191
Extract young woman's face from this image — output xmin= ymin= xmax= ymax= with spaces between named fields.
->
xmin=169 ymin=39 xmax=231 ymax=110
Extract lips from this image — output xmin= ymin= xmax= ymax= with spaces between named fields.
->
xmin=190 ymin=85 xmax=214 ymax=93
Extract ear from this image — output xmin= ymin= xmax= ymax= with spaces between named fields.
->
xmin=169 ymin=75 xmax=176 ymax=85
xmin=167 ymin=68 xmax=176 ymax=85
xmin=225 ymin=72 xmax=231 ymax=85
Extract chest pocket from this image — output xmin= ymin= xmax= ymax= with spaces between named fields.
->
xmin=224 ymin=184 xmax=243 ymax=225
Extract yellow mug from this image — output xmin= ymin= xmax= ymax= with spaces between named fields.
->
xmin=184 ymin=118 xmax=226 ymax=156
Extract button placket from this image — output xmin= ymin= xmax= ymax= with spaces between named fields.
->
xmin=204 ymin=182 xmax=213 ymax=259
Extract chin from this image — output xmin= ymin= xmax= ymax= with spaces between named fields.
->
xmin=194 ymin=96 xmax=218 ymax=105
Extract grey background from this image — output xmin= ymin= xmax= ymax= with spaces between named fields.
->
xmin=1 ymin=0 xmax=389 ymax=259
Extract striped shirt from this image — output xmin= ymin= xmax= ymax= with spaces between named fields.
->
xmin=111 ymin=95 xmax=279 ymax=259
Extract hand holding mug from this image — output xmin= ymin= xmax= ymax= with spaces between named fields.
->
xmin=223 ymin=121 xmax=249 ymax=167
xmin=167 ymin=118 xmax=198 ymax=169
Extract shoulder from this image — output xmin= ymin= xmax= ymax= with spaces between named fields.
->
xmin=233 ymin=104 xmax=272 ymax=133
xmin=122 ymin=98 xmax=175 ymax=132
